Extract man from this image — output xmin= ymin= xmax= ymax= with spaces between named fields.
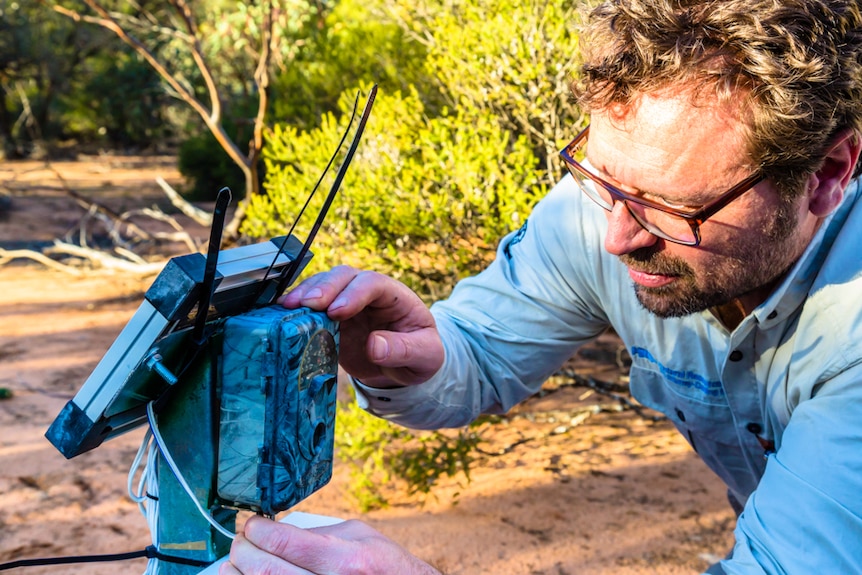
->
xmin=222 ymin=0 xmax=862 ymax=573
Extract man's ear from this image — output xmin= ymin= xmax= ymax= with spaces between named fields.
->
xmin=808 ymin=129 xmax=862 ymax=217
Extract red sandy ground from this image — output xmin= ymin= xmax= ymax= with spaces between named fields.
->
xmin=0 ymin=157 xmax=734 ymax=574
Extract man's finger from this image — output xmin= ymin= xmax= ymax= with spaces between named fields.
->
xmin=228 ymin=528 xmax=316 ymax=575
xmin=218 ymin=561 xmax=243 ymax=575
xmin=368 ymin=328 xmax=445 ymax=384
xmin=278 ymin=265 xmax=361 ymax=310
xmin=243 ymin=517 xmax=341 ymax=574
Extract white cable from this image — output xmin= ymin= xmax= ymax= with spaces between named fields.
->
xmin=144 ymin=439 xmax=159 ymax=575
xmin=146 ymin=401 xmax=236 ymax=540
xmin=128 ymin=429 xmax=152 ymax=506
xmin=127 ymin=429 xmax=159 ymax=575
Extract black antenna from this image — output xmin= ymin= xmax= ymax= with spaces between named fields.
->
xmin=257 ymin=91 xmax=362 ymax=297
xmin=275 ymin=84 xmax=378 ymax=296
xmin=193 ymin=187 xmax=231 ymax=346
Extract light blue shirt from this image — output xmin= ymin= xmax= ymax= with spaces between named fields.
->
xmin=355 ymin=174 xmax=862 ymax=574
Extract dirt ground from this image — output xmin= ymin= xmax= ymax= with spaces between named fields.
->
xmin=0 ymin=157 xmax=735 ymax=574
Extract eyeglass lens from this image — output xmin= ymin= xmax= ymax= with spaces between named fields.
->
xmin=565 ymin=140 xmax=699 ymax=245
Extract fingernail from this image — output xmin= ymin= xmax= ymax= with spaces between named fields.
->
xmin=305 ymin=287 xmax=323 ymax=300
xmin=370 ymin=334 xmax=389 ymax=361
xmin=329 ymin=295 xmax=347 ymax=311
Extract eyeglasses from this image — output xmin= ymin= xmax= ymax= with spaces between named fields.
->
xmin=559 ymin=125 xmax=763 ymax=246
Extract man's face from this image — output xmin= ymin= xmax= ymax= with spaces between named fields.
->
xmin=587 ymin=89 xmax=819 ymax=318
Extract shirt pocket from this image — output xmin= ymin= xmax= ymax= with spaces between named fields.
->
xmin=629 ymin=363 xmax=758 ymax=499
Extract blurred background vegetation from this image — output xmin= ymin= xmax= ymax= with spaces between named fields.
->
xmin=2 ymin=0 xmax=587 ymax=292
xmin=2 ymin=0 xmax=590 ymax=507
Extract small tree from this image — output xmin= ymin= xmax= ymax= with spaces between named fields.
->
xmin=0 ymin=0 xmax=121 ymax=157
xmin=49 ymin=0 xmax=314 ymax=238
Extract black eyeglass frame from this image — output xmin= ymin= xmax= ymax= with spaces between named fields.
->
xmin=559 ymin=125 xmax=764 ymax=246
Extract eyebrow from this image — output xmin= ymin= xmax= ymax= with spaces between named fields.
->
xmin=589 ymin=158 xmax=719 ymax=208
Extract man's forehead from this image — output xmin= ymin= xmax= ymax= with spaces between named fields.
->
xmin=587 ymin=89 xmax=755 ymax=200
xmin=598 ymin=86 xmax=750 ymax=135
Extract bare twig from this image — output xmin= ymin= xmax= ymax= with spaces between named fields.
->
xmin=0 ymin=247 xmax=85 ymax=275
xmin=47 ymin=164 xmax=153 ymax=242
xmin=475 ymin=403 xmax=626 ymax=456
xmin=155 ymin=176 xmax=212 ymax=227
xmin=132 ymin=206 xmax=200 ymax=252
xmin=475 ymin=435 xmax=534 ymax=456
xmin=45 ymin=241 xmax=164 ymax=275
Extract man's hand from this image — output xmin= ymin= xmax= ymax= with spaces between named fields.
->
xmin=278 ymin=266 xmax=444 ymax=388
xmin=219 ymin=516 xmax=442 ymax=575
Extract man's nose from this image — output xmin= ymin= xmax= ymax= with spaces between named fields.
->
xmin=603 ymin=201 xmax=660 ymax=256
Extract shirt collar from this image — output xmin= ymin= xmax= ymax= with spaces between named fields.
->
xmin=749 ymin=177 xmax=862 ymax=329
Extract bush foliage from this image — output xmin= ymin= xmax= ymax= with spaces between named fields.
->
xmin=243 ymin=86 xmax=545 ymax=295
xmin=389 ymin=0 xmax=586 ymax=182
xmin=244 ymin=0 xmax=585 ymax=296
xmin=336 ymin=388 xmax=482 ymax=511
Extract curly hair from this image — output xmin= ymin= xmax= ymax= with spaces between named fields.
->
xmin=573 ymin=0 xmax=862 ymax=194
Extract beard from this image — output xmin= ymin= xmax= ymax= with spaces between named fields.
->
xmin=620 ymin=199 xmax=801 ymax=318
xmin=621 ymin=249 xmax=738 ymax=317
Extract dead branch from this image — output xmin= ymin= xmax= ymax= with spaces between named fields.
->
xmin=0 ymin=247 xmax=85 ymax=276
xmin=45 ymin=241 xmax=164 ymax=275
xmin=47 ymin=161 xmax=204 ymax=255
xmin=0 ymin=242 xmax=164 ymax=276
xmin=155 ymin=176 xmax=212 ymax=227
xmin=139 ymin=206 xmax=200 ymax=248
xmin=48 ymin=164 xmax=153 ymax=243
xmin=474 ymin=403 xmax=626 ymax=456
xmin=2 ymin=159 xmax=206 ymax=277
xmin=125 ymin=206 xmax=200 ymax=253
xmin=1 ymin=235 xmax=167 ymax=277
xmin=70 ymin=205 xmax=135 ymax=251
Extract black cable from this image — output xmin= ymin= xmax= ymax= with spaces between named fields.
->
xmin=0 ymin=545 xmax=211 ymax=571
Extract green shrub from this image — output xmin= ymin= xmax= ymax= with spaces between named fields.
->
xmin=335 ymin=390 xmax=481 ymax=511
xmin=270 ymin=0 xmax=437 ymax=130
xmin=243 ymin=0 xmax=587 ymax=297
xmin=242 ymin=86 xmax=545 ymax=296
xmin=389 ymin=0 xmax=586 ymax=184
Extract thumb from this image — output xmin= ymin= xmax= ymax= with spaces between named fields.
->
xmin=367 ymin=328 xmax=444 ymax=385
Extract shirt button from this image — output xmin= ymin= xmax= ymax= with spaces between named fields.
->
xmin=729 ymin=350 xmax=743 ymax=361
xmin=675 ymin=408 xmax=686 ymax=422
xmin=746 ymin=422 xmax=763 ymax=434
xmin=767 ymin=311 xmax=778 ymax=320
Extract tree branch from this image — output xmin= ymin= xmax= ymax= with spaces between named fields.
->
xmin=46 ymin=241 xmax=164 ymax=275
xmin=47 ymin=163 xmax=153 ymax=242
xmin=169 ymin=0 xmax=222 ymax=123
xmin=155 ymin=176 xmax=212 ymax=227
xmin=0 ymin=247 xmax=84 ymax=275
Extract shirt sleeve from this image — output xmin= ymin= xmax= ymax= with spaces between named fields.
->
xmin=357 ymin=176 xmax=613 ymax=428
xmin=717 ymin=365 xmax=862 ymax=574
